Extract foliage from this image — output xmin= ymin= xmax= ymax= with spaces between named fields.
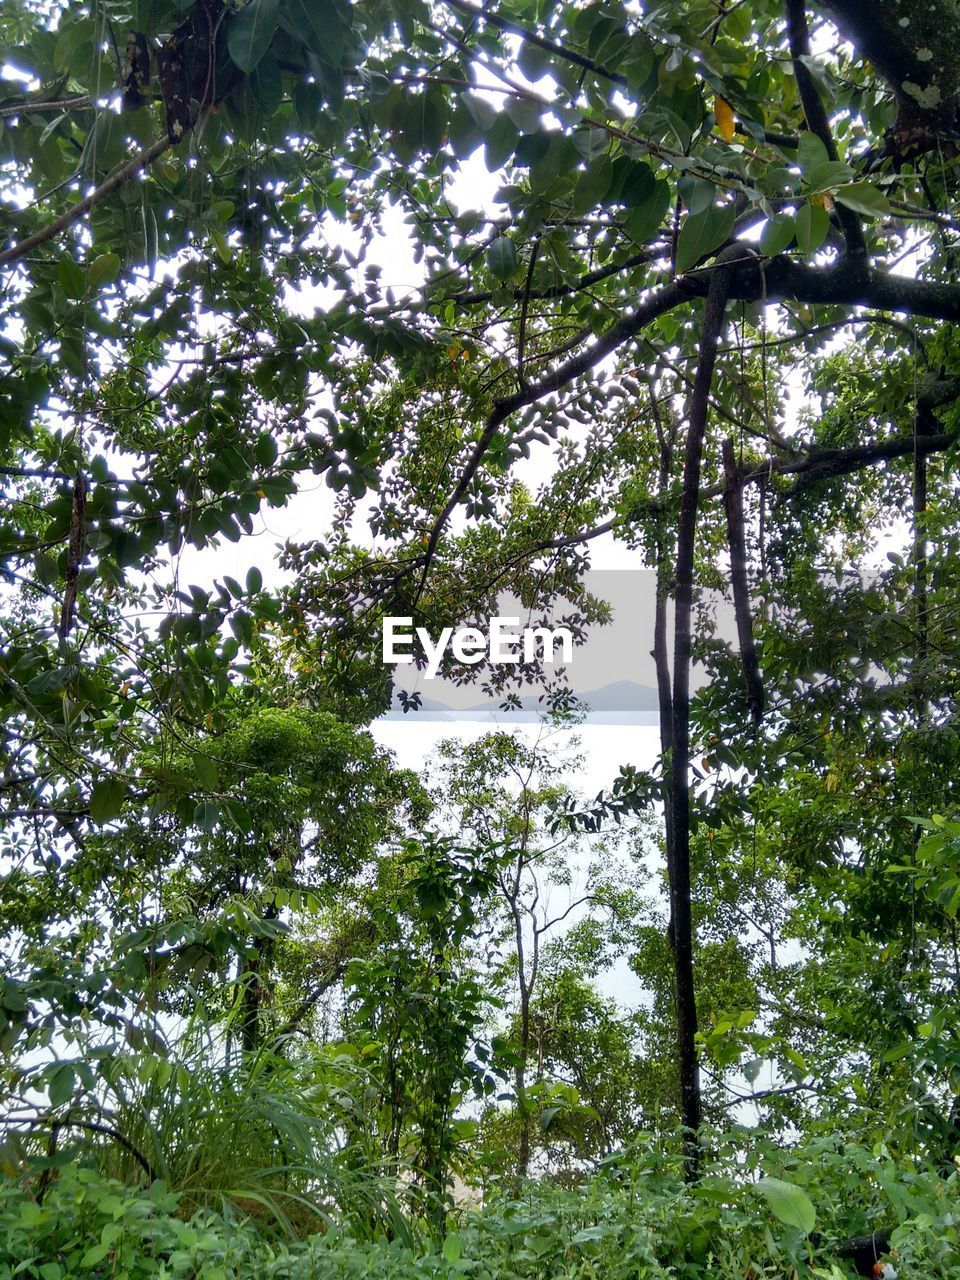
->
xmin=4 ymin=1139 xmax=960 ymax=1279
xmin=342 ymin=836 xmax=502 ymax=1216
xmin=1 ymin=1001 xmax=414 ymax=1242
xmin=3 ymin=0 xmax=960 ymax=1260
xmin=0 ymin=1169 xmax=270 ymax=1280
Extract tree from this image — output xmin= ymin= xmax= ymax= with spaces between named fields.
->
xmin=430 ymin=727 xmax=648 ymax=1178
xmin=342 ymin=835 xmax=497 ymax=1221
xmin=3 ymin=0 xmax=960 ymax=1187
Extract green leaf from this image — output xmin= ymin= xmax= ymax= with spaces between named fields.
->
xmin=760 ymin=213 xmax=795 ymax=256
xmin=502 ymin=95 xmax=542 ymax=134
xmin=87 ymin=252 xmax=121 ymax=289
xmin=804 ymin=159 xmax=855 ymax=192
xmin=192 ymin=751 xmax=219 ymax=789
xmin=461 ymin=91 xmax=499 ymax=133
xmin=539 ymin=1105 xmax=561 ymax=1130
xmin=743 ymin=1055 xmax=763 ymax=1084
xmin=675 ymin=202 xmax=736 ymax=273
xmin=246 ymin=565 xmax=264 ymax=593
xmin=678 ymin=175 xmax=715 ymax=215
xmin=79 ymin=1244 xmax=110 ymax=1268
xmin=796 ymin=131 xmax=829 ymax=176
xmin=486 ymin=236 xmax=518 ymax=280
xmin=574 ymin=156 xmax=613 ymax=214
xmin=225 ymin=800 xmax=254 ymax=833
xmin=282 ymin=0 xmax=344 ymax=64
xmin=89 ymin=778 xmax=127 ymax=825
xmin=794 ymin=201 xmax=829 ymax=255
xmin=48 ymin=1063 xmax=75 ymax=1108
xmin=255 ymin=432 xmax=279 ymax=465
xmin=227 ymin=0 xmax=279 ymax=73
xmin=210 ymin=226 xmax=232 ymax=265
xmin=58 ymin=257 xmax=85 ymax=300
xmin=625 ymin=178 xmax=671 ymax=245
xmin=754 ymin=1177 xmax=816 ymax=1234
xmin=834 ymin=182 xmax=891 ymax=217
xmin=572 ymin=1225 xmax=614 ymax=1244
xmin=442 ymin=1232 xmax=462 ymax=1263
xmin=620 ymin=160 xmax=655 ymax=206
xmin=142 ymin=204 xmax=159 ymax=272
xmin=250 ymin=52 xmax=283 ymax=116
xmin=785 ymin=1047 xmax=808 ymax=1074
xmin=406 ymin=88 xmax=447 ymax=154
xmin=483 ymin=114 xmax=519 ymax=170
xmin=194 ymin=800 xmax=220 ymax=833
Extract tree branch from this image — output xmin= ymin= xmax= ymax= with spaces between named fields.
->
xmin=780 ymin=428 xmax=954 ymax=495
xmin=19 ymin=1115 xmax=158 ymax=1182
xmin=720 ymin=1080 xmax=818 ymax=1106
xmin=415 ymin=251 xmax=960 ymax=592
xmin=442 ymin=0 xmax=799 ymax=150
xmin=722 ymin=437 xmax=765 ymax=726
xmin=58 ymin=471 xmax=86 ymax=641
xmin=0 ymin=133 xmax=175 ymax=269
xmin=517 ymin=236 xmax=541 ymax=390
xmin=441 ymin=0 xmax=628 ymax=87
xmin=784 ymin=0 xmax=867 ymax=264
xmin=0 ymin=94 xmax=93 ymax=120
xmin=0 ymin=465 xmax=73 ymax=481
xmin=536 ymin=428 xmax=955 ymax=554
xmin=273 ymin=962 xmax=348 ymax=1041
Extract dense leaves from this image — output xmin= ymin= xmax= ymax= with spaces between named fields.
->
xmin=2 ymin=0 xmax=960 ymax=1270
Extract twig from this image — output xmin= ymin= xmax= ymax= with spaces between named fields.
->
xmin=517 ymin=236 xmax=541 ymax=391
xmin=0 ymin=133 xmax=175 ymax=269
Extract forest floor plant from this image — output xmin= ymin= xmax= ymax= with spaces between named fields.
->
xmin=2 ymin=1131 xmax=959 ymax=1278
xmin=1 ymin=1003 xmax=413 ymax=1244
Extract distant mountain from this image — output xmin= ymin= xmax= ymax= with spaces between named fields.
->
xmin=381 ymin=694 xmax=457 ymax=721
xmin=577 ymin=680 xmax=659 ymax=712
xmin=464 ymin=680 xmax=657 ymax=715
xmin=381 ymin=681 xmax=658 ymax=722
xmin=403 ymin=696 xmax=452 ymax=713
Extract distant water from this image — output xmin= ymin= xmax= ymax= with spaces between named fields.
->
xmin=371 ymin=719 xmax=662 ymax=792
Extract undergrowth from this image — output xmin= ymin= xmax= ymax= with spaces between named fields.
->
xmin=2 ymin=1135 xmax=959 ymax=1279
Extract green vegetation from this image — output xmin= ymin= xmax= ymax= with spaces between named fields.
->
xmin=3 ymin=0 xmax=960 ymax=1273
xmin=4 ymin=1141 xmax=960 ymax=1279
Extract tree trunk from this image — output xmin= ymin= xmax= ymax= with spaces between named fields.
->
xmin=668 ymin=249 xmax=740 ymax=1180
xmin=240 ymin=889 xmax=281 ymax=1052
xmin=819 ymin=0 xmax=960 ymax=140
xmin=514 ymin=908 xmax=532 ymax=1179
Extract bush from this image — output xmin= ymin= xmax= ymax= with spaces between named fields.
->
xmin=3 ymin=1140 xmax=960 ymax=1280
xmin=0 ymin=1169 xmax=273 ymax=1280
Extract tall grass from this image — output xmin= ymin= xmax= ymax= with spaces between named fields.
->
xmin=26 ymin=1003 xmax=414 ymax=1243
